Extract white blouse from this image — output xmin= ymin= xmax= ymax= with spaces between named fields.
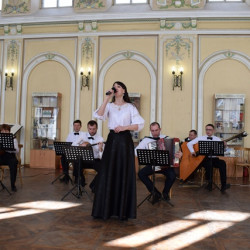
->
xmin=93 ymin=102 xmax=144 ymax=132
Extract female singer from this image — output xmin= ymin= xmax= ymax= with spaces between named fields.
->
xmin=92 ymin=81 xmax=144 ymax=220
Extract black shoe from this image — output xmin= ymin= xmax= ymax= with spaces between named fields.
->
xmin=162 ymin=192 xmax=170 ymax=201
xmin=81 ymin=180 xmax=86 ymax=188
xmin=221 ymin=183 xmax=230 ymax=193
xmin=151 ymin=192 xmax=161 ymax=204
xmin=11 ymin=186 xmax=17 ymax=192
xmin=205 ymin=183 xmax=213 ymax=191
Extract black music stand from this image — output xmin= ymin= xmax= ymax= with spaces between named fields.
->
xmin=51 ymin=141 xmax=73 ymax=185
xmin=137 ymin=149 xmax=172 ymax=207
xmin=61 ymin=146 xmax=94 ymax=201
xmin=198 ymin=140 xmax=224 ymax=190
xmin=0 ymin=133 xmax=15 ymax=195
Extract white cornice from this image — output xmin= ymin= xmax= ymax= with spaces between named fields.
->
xmin=0 ymin=3 xmax=250 ymax=25
xmin=0 ymin=29 xmax=250 ymax=41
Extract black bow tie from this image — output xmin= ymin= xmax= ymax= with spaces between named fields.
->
xmin=88 ymin=137 xmax=94 ymax=140
xmin=207 ymin=137 xmax=213 ymax=140
xmin=152 ymin=137 xmax=160 ymax=140
xmin=74 ymin=133 xmax=79 ymax=135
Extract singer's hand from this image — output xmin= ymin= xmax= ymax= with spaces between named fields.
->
xmin=105 ymin=88 xmax=115 ymax=98
xmin=114 ymin=126 xmax=125 ymax=133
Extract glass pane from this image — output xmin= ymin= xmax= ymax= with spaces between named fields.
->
xmin=116 ymin=0 xmax=130 ymax=4
xmin=43 ymin=0 xmax=57 ymax=8
xmin=132 ymin=0 xmax=147 ymax=3
xmin=59 ymin=0 xmax=73 ymax=7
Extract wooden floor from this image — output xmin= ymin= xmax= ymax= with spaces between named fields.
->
xmin=0 ymin=168 xmax=250 ymax=250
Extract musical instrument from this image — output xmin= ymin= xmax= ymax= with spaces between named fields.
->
xmin=180 ymin=131 xmax=248 ymax=181
xmin=148 ymin=137 xmax=181 ymax=167
xmin=80 ymin=141 xmax=105 ymax=147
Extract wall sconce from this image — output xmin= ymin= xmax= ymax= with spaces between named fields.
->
xmin=172 ymin=66 xmax=183 ymax=90
xmin=5 ymin=69 xmax=14 ymax=91
xmin=80 ymin=67 xmax=91 ymax=90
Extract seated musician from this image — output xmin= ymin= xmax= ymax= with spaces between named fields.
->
xmin=72 ymin=120 xmax=104 ymax=192
xmin=135 ymin=122 xmax=181 ymax=203
xmin=0 ymin=124 xmax=19 ymax=192
xmin=184 ymin=129 xmax=197 ymax=142
xmin=187 ymin=123 xmax=230 ymax=193
xmin=60 ymin=119 xmax=85 ymax=184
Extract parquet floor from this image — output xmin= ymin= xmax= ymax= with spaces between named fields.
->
xmin=0 ymin=168 xmax=250 ymax=250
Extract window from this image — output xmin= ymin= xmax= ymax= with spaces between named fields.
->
xmin=0 ymin=0 xmax=2 ymax=11
xmin=208 ymin=0 xmax=243 ymax=2
xmin=42 ymin=0 xmax=73 ymax=8
xmin=115 ymin=0 xmax=147 ymax=4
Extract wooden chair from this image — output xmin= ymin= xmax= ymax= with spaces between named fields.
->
xmin=0 ymin=144 xmax=23 ymax=186
xmin=234 ymin=147 xmax=250 ymax=181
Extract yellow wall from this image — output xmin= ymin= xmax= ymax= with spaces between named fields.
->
xmin=99 ymin=36 xmax=157 ymax=66
xmin=25 ymin=61 xmax=71 ymax=163
xmin=24 ymin=38 xmax=77 ymax=66
xmin=203 ymin=60 xmax=250 ymax=147
xmin=200 ymin=36 xmax=250 ymax=63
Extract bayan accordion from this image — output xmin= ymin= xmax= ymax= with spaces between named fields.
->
xmin=148 ymin=137 xmax=180 ymax=167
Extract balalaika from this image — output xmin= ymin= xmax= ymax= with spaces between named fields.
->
xmin=148 ymin=137 xmax=181 ymax=167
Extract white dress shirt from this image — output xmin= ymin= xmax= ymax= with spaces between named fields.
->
xmin=187 ymin=135 xmax=222 ymax=155
xmin=135 ymin=134 xmax=166 ymax=171
xmin=72 ymin=132 xmax=104 ymax=159
xmin=93 ymin=102 xmax=144 ymax=132
xmin=66 ymin=131 xmax=85 ymax=144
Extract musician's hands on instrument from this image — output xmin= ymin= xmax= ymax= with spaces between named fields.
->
xmin=80 ymin=142 xmax=90 ymax=147
xmin=98 ymin=142 xmax=104 ymax=152
xmin=175 ymin=151 xmax=183 ymax=159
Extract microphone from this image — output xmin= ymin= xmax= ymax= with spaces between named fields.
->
xmin=106 ymin=87 xmax=117 ymax=96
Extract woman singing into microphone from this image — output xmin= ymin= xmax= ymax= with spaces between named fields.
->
xmin=92 ymin=81 xmax=144 ymax=220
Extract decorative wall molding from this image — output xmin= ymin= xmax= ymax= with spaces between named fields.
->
xmin=151 ymin=0 xmax=205 ymax=10
xmin=0 ymin=39 xmax=22 ymax=124
xmin=158 ymin=34 xmax=196 ymax=128
xmin=20 ymin=52 xmax=76 ymax=163
xmin=76 ymin=36 xmax=97 ymax=119
xmin=2 ymin=0 xmax=31 ymax=16
xmin=197 ymin=50 xmax=250 ymax=136
xmin=74 ymin=0 xmax=112 ymax=12
xmin=97 ymin=50 xmax=157 ymax=135
xmin=160 ymin=19 xmax=197 ymax=30
xmin=165 ymin=35 xmax=191 ymax=65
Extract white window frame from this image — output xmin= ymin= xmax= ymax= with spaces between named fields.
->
xmin=41 ymin=0 xmax=73 ymax=8
xmin=115 ymin=0 xmax=148 ymax=5
xmin=207 ymin=0 xmax=243 ymax=2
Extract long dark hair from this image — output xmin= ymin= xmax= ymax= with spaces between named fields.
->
xmin=111 ymin=81 xmax=132 ymax=104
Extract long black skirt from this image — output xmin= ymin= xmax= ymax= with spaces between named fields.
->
xmin=91 ymin=130 xmax=136 ymax=220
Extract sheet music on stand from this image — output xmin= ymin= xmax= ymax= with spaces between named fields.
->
xmin=137 ymin=149 xmax=172 ymax=207
xmin=198 ymin=140 xmax=224 ymax=191
xmin=51 ymin=141 xmax=73 ymax=185
xmin=198 ymin=141 xmax=224 ymax=156
xmin=0 ymin=133 xmax=15 ymax=151
xmin=61 ymin=146 xmax=94 ymax=201
xmin=64 ymin=146 xmax=94 ymax=163
xmin=53 ymin=141 xmax=72 ymax=156
xmin=137 ymin=149 xmax=170 ymax=167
